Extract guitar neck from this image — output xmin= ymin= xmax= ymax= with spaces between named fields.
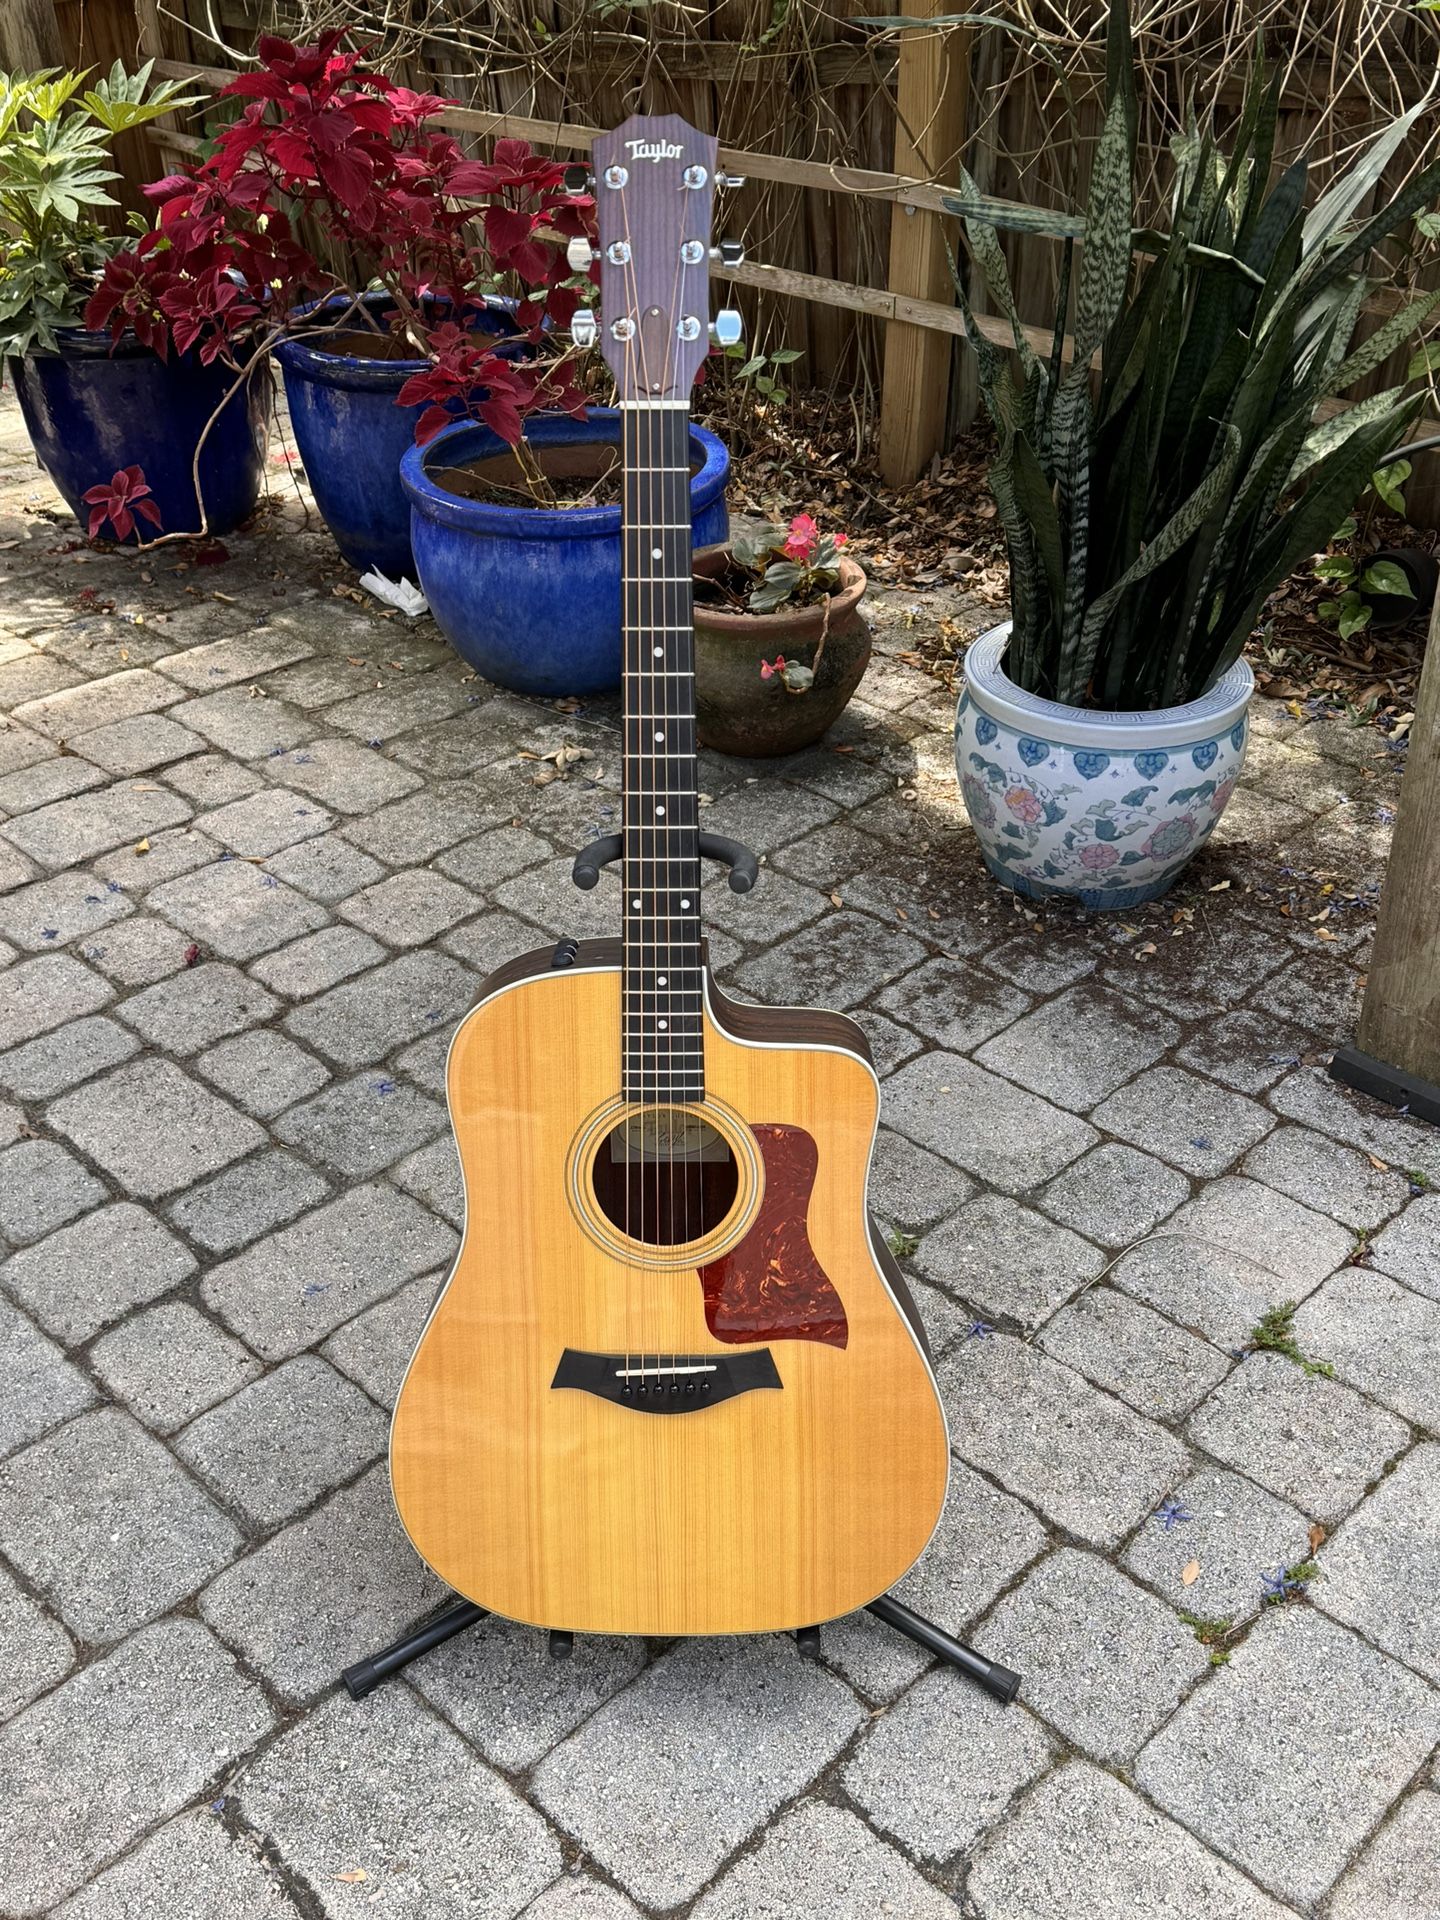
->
xmin=621 ymin=400 xmax=703 ymax=1106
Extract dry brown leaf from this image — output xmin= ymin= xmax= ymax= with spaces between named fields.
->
xmin=1181 ymin=1559 xmax=1201 ymax=1587
xmin=334 ymin=1868 xmax=368 ymax=1884
xmin=1367 ymin=1154 xmax=1389 ymax=1172
xmin=1309 ymin=1522 xmax=1327 ymax=1552
xmin=829 ymin=890 xmax=844 ymax=908
xmin=134 ymin=837 xmax=150 ymax=855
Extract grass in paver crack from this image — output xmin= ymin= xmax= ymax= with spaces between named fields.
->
xmin=1246 ymin=1301 xmax=1335 ymax=1377
xmin=885 ymin=1228 xmax=921 ymax=1258
xmin=1261 ymin=1559 xmax=1323 ymax=1606
xmin=1179 ymin=1611 xmax=1240 ymax=1666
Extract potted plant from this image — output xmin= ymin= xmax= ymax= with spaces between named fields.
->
xmin=87 ymin=31 xmax=595 ymax=577
xmin=1 ymin=61 xmax=270 ymax=542
xmin=688 ymin=513 xmax=870 ymax=755
xmin=949 ymin=0 xmax=1440 ymax=908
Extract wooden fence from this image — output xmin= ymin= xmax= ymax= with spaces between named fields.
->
xmin=9 ymin=0 xmax=1440 ymax=519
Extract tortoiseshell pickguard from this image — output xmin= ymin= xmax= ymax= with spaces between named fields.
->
xmin=698 ymin=1123 xmax=847 ymax=1348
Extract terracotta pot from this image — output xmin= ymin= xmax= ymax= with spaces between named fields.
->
xmin=692 ymin=548 xmax=871 ymax=757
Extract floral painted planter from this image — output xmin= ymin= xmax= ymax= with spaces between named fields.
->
xmin=955 ymin=624 xmax=1254 ymax=909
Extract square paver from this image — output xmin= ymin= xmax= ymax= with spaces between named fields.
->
xmin=321 ymin=1268 xmax=442 ymax=1408
xmin=939 ymin=1335 xmax=1189 ymax=1547
xmin=154 ymin=629 xmax=315 ymax=691
xmin=89 ymin=1300 xmax=263 ymax=1434
xmin=340 ymin=868 xmax=480 ymax=947
xmin=729 ymin=908 xmax=929 ymax=1012
xmin=1134 ymin=1606 xmax=1440 ymax=1906
xmin=1242 ymin=1124 xmax=1411 ymax=1231
xmin=0 ymin=1407 xmax=241 ymax=1640
xmin=199 ymin=1464 xmax=444 ymax=1703
xmin=0 ymin=1139 xmax=104 ymax=1245
xmin=48 ymin=1057 xmax=264 ymax=1198
xmin=913 ymin=1194 xmax=1103 ymax=1328
xmin=268 ymin=736 xmax=424 ymax=812
xmin=1092 ymin=1066 xmax=1276 ymax=1177
xmin=1036 ymin=1143 xmax=1190 ymax=1249
xmin=533 ymin=1636 xmax=864 ymax=1909
xmin=0 ymin=868 xmax=136 ymax=953
xmin=82 ymin=914 xmax=193 ymax=986
xmin=884 ymin=1051 xmax=1098 ymax=1194
xmin=272 ymin=1073 xmax=447 ymax=1177
xmin=176 ymin=1354 xmax=386 ymax=1528
xmin=691 ymin=1802 xmax=959 ymax=1920
xmin=1188 ymin=1349 xmax=1410 ymax=1521
xmin=1293 ymin=1267 xmax=1440 ymax=1429
xmin=166 ymin=1148 xmax=329 ymax=1253
xmin=0 ymin=1297 xmax=95 ymax=1458
xmin=1 ymin=780 xmax=192 ymax=869
xmin=973 ymin=984 xmax=1178 ymax=1112
xmin=263 ymin=829 xmax=386 ymax=903
xmin=1370 ymin=1194 xmax=1440 ymax=1300
xmin=12 ymin=667 xmax=179 ymax=740
xmin=1270 ymin=1066 xmax=1440 ymax=1182
xmin=434 ymin=823 xmax=554 ymax=892
xmin=1175 ymin=1006 xmax=1316 ymax=1094
xmin=203 ymin=1184 xmax=457 ymax=1358
xmin=1102 ymin=916 xmax=1292 ymax=1022
xmin=341 ymin=782 xmax=510 ymax=866
xmin=147 ymin=858 xmax=329 ymax=960
xmin=283 ymin=950 xmax=478 ymax=1068
xmin=966 ymin=1760 xmax=1294 ymax=1920
xmin=195 ymin=1028 xmax=330 ymax=1117
xmin=248 ymin=923 xmax=384 ymax=999
xmin=841 ymin=1665 xmax=1052 ymax=1861
xmin=1161 ymin=1176 xmax=1355 ymax=1290
xmin=869 ymin=1127 xmax=977 ymax=1232
xmin=1328 ymin=1789 xmax=1440 ymax=1920
xmin=161 ymin=750 xmax=265 ymax=806
xmin=237 ymin=1687 xmax=560 ymax=1918
xmin=1122 ymin=1463 xmax=1314 ymax=1624
xmin=71 ymin=712 xmax=205 ymax=774
xmin=198 ymin=785 xmax=336 ymax=857
xmin=874 ymin=954 xmax=1031 ymax=1051
xmin=0 ymin=1620 xmax=273 ymax=1913
xmin=115 ymin=960 xmax=278 ymax=1053
xmin=1314 ymin=1443 xmax=1440 ymax=1682
xmin=0 ymin=1015 xmax=140 ymax=1098
xmin=1 ymin=1200 xmax=196 ymax=1344
xmin=0 ymin=953 xmax=112 ymax=1050
xmin=172 ymin=686 xmax=320 ymax=757
xmin=1038 ymin=1287 xmax=1231 ymax=1421
xmin=975 ymin=1548 xmax=1209 ymax=1761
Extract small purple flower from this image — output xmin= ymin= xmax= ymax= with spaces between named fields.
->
xmin=425 ymin=1008 xmax=444 ymax=1024
xmin=270 ymin=746 xmax=286 ymax=757
xmin=967 ymin=1320 xmax=995 ymax=1341
xmin=1375 ymin=805 xmax=1395 ymax=825
xmin=84 ymin=893 xmax=102 ymax=905
xmin=1155 ymin=1497 xmax=1193 ymax=1533
xmin=40 ymin=927 xmax=57 ymax=940
xmin=1190 ymin=1136 xmax=1212 ymax=1151
xmin=1261 ymin=1564 xmax=1311 ymax=1603
xmin=372 ymin=1078 xmax=397 ymax=1096
xmin=106 ymin=880 xmax=124 ymax=894
xmin=209 ymin=1797 xmax=226 ymax=1814
xmin=259 ymin=873 xmax=278 ymax=889
xmin=367 ymin=738 xmax=384 ymax=749
xmin=302 ymin=1282 xmax=328 ymax=1298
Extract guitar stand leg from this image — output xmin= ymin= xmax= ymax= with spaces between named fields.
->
xmin=865 ymin=1593 xmax=1021 ymax=1704
xmin=342 ymin=1600 xmax=486 ymax=1701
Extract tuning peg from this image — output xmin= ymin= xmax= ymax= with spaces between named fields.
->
xmin=716 ymin=171 xmax=747 ymax=190
xmin=562 ymin=164 xmax=593 ymax=194
xmin=571 ymin=312 xmax=598 ymax=349
xmin=709 ymin=239 xmax=744 ymax=268
xmin=566 ymin=236 xmax=598 ymax=273
xmin=710 ymin=309 xmax=743 ymax=348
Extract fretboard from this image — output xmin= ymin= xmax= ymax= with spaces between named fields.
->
xmin=621 ymin=402 xmax=703 ymax=1105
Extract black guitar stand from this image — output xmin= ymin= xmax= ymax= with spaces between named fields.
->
xmin=342 ymin=831 xmax=1022 ymax=1709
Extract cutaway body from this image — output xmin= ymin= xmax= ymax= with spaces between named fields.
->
xmin=390 ymin=940 xmax=949 ymax=1638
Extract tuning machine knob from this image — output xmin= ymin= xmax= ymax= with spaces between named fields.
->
xmin=562 ymin=164 xmax=593 ymax=194
xmin=709 ymin=239 xmax=744 ymax=268
xmin=571 ymin=311 xmax=598 ymax=349
xmin=710 ymin=309 xmax=743 ymax=348
xmin=566 ymin=236 xmax=599 ymax=273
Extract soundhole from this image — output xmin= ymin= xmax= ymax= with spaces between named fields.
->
xmin=591 ymin=1107 xmax=739 ymax=1247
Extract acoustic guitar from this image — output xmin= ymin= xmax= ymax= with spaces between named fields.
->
xmin=389 ymin=114 xmax=949 ymax=1637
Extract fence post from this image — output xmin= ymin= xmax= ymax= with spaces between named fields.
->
xmin=878 ymin=5 xmax=969 ymax=487
xmin=0 ymin=1 xmax=67 ymax=71
xmin=1330 ymin=590 xmax=1440 ymax=1122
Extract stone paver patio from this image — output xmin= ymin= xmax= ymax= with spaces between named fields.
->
xmin=1 ymin=386 xmax=1437 ymax=1918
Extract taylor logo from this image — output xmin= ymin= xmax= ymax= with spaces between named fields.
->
xmin=626 ymin=138 xmax=683 ymax=163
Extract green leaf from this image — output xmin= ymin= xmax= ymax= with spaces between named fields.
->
xmin=1372 ymin=458 xmax=1411 ymax=513
xmin=1071 ymin=85 xmax=1135 ymax=368
xmin=1303 ymin=85 xmax=1437 ymax=254
xmin=1314 ymin=555 xmax=1357 ymax=580
xmin=1409 ymin=342 xmax=1440 ymax=380
xmin=1327 ymin=287 xmax=1440 ymax=395
xmin=1337 ymin=598 xmax=1374 ymax=639
xmin=1360 ymin=560 xmax=1415 ymax=597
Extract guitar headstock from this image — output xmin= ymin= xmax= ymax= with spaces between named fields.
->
xmin=581 ymin=114 xmax=741 ymax=404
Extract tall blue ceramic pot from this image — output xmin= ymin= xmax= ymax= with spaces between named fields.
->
xmin=8 ymin=330 xmax=269 ymax=542
xmin=274 ymin=292 xmax=524 ymax=578
xmin=401 ymin=409 xmax=730 ymax=697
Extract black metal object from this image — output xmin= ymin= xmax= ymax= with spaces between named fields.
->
xmin=552 ymin=1346 xmax=782 ymax=1412
xmin=343 ymin=1599 xmax=485 ymax=1700
xmin=1329 ymin=1046 xmax=1440 ymax=1128
xmin=865 ymin=1593 xmax=1021 ymax=1705
xmin=572 ymin=831 xmax=758 ymax=894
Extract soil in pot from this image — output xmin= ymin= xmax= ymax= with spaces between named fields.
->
xmin=692 ymin=546 xmax=871 ymax=758
xmin=426 ymin=440 xmax=705 ymax=512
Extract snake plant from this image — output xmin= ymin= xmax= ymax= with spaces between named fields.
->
xmin=944 ymin=1 xmax=1440 ymax=710
xmin=0 ymin=62 xmax=202 ymax=358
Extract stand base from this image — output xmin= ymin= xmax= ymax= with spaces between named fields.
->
xmin=1330 ymin=1046 xmax=1440 ymax=1127
xmin=343 ymin=1595 xmax=1021 ymax=1705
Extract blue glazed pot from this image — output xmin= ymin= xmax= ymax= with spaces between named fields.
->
xmin=274 ymin=292 xmax=523 ymax=579
xmin=402 ymin=410 xmax=730 ymax=696
xmin=7 ymin=330 xmax=269 ymax=542
xmin=955 ymin=623 xmax=1254 ymax=910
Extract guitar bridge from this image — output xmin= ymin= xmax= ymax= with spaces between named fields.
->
xmin=551 ymin=1347 xmax=780 ymax=1412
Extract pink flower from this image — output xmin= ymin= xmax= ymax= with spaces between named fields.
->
xmin=1004 ymin=785 xmax=1044 ymax=825
xmin=1079 ymin=842 xmax=1119 ymax=871
xmin=783 ymin=513 xmax=819 ymax=562
xmin=759 ymin=655 xmax=788 ymax=681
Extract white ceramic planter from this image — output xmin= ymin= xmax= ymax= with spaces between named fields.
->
xmin=955 ymin=624 xmax=1254 ymax=909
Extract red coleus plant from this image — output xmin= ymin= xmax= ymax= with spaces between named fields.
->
xmin=84 ymin=28 xmax=595 ymax=455
xmin=81 ymin=466 xmax=164 ymax=543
